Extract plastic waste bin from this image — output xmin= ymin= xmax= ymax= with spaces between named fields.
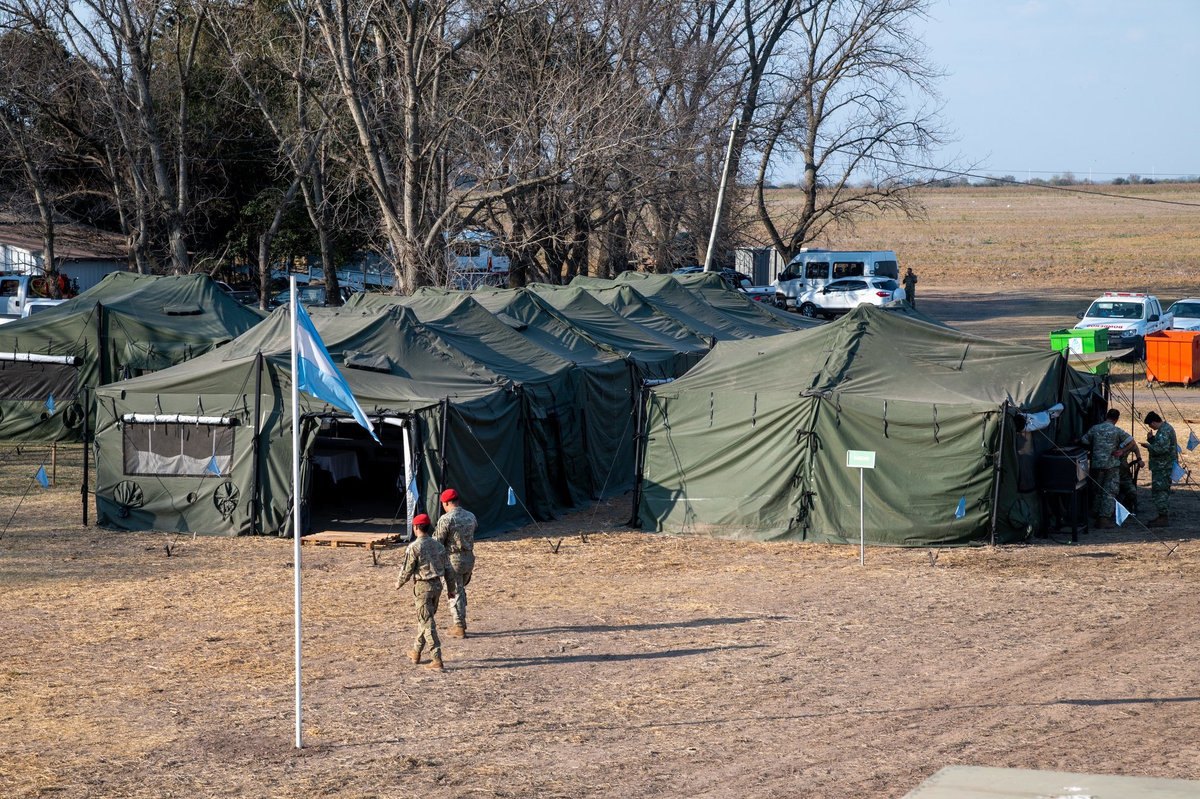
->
xmin=1145 ymin=330 xmax=1200 ymax=384
xmin=1050 ymin=328 xmax=1109 ymax=375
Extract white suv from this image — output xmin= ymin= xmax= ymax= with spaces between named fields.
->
xmin=794 ymin=277 xmax=904 ymax=318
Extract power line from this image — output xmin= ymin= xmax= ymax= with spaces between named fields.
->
xmin=874 ymin=158 xmax=1200 ymax=209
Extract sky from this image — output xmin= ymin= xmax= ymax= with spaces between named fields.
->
xmin=923 ymin=0 xmax=1200 ymax=181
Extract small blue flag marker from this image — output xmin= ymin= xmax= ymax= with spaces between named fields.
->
xmin=206 ymin=455 xmax=221 ymax=475
xmin=1189 ymin=432 xmax=1199 ymax=452
xmin=35 ymin=465 xmax=49 ymax=489
xmin=954 ymin=496 xmax=966 ymax=519
xmin=45 ymin=394 xmax=55 ymax=413
xmin=1114 ymin=500 xmax=1131 ymax=526
xmin=507 ymin=486 xmax=517 ymax=506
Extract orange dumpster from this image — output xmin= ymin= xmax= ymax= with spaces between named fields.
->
xmin=1145 ymin=330 xmax=1200 ymax=384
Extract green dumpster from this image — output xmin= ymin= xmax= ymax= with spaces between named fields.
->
xmin=1050 ymin=328 xmax=1109 ymax=375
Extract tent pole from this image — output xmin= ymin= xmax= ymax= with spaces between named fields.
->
xmin=81 ymin=386 xmax=89 ymax=527
xmin=627 ymin=384 xmax=645 ymax=528
xmin=251 ymin=352 xmax=263 ymax=536
xmin=989 ymin=400 xmax=1009 ymax=545
xmin=438 ymin=396 xmax=450 ymax=494
xmin=703 ymin=118 xmax=738 ymax=272
xmin=95 ymin=302 xmax=105 ymax=386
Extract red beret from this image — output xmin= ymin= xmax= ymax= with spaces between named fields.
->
xmin=412 ymin=513 xmax=431 ymax=527
xmin=440 ymin=488 xmax=459 ymax=502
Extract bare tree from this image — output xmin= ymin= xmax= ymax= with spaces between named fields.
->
xmin=752 ymin=0 xmax=945 ymax=258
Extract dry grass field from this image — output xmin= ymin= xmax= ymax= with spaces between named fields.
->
xmin=5 ymin=185 xmax=1200 ymax=798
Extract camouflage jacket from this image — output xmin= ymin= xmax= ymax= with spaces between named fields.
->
xmin=435 ymin=506 xmax=477 ymax=556
xmin=1080 ymin=421 xmax=1133 ymax=470
xmin=396 ymin=536 xmax=450 ymax=586
xmin=1145 ymin=421 xmax=1179 ymax=467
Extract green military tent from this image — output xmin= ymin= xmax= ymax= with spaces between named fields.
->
xmin=0 ymin=273 xmax=263 ymax=443
xmin=93 ymin=305 xmax=530 ymax=537
xmin=637 ymin=304 xmax=1103 ymax=546
xmin=571 ymin=272 xmax=814 ymax=340
xmin=346 ymin=291 xmax=596 ymax=518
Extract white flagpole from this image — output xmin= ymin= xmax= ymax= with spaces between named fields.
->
xmin=290 ymin=276 xmax=303 ymax=750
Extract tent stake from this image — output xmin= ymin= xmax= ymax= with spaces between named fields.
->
xmin=989 ymin=400 xmax=1009 ymax=545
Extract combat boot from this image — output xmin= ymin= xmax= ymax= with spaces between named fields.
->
xmin=1149 ymin=514 xmax=1170 ymax=528
xmin=408 ymin=648 xmax=422 ymax=664
xmin=450 ymin=624 xmax=466 ymax=639
xmin=425 ymin=658 xmax=444 ymax=671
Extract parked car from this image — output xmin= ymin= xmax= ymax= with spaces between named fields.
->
xmin=671 ymin=265 xmax=704 ymax=275
xmin=269 ymin=284 xmax=357 ymax=309
xmin=1168 ymin=298 xmax=1200 ymax=331
xmin=1074 ymin=292 xmax=1172 ymax=356
xmin=773 ymin=249 xmax=900 ymax=310
xmin=792 ymin=277 xmax=904 ymax=319
xmin=216 ymin=280 xmax=260 ymax=306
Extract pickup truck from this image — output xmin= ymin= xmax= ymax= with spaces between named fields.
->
xmin=1074 ymin=292 xmax=1172 ymax=356
xmin=0 ymin=274 xmax=72 ymax=322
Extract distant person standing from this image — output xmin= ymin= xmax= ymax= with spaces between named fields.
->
xmin=395 ymin=513 xmax=455 ymax=671
xmin=902 ymin=267 xmax=918 ymax=307
xmin=1079 ymin=408 xmax=1137 ymax=528
xmin=435 ymin=488 xmax=477 ymax=639
xmin=1141 ymin=411 xmax=1178 ymax=527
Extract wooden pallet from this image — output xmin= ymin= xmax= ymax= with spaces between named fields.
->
xmin=300 ymin=531 xmax=404 ymax=563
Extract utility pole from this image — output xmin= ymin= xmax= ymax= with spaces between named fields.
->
xmin=704 ymin=119 xmax=739 ymax=272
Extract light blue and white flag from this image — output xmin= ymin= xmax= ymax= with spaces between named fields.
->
xmin=954 ymin=496 xmax=966 ymax=519
xmin=206 ymin=455 xmax=222 ymax=476
xmin=407 ymin=475 xmax=420 ymax=506
xmin=45 ymin=394 xmax=55 ymax=413
xmin=507 ymin=486 xmax=517 ymax=506
xmin=1188 ymin=431 xmax=1199 ymax=451
xmin=35 ymin=465 xmax=49 ymax=489
xmin=294 ymin=300 xmax=378 ymax=443
xmin=1171 ymin=462 xmax=1188 ymax=483
xmin=1114 ymin=500 xmax=1131 ymax=526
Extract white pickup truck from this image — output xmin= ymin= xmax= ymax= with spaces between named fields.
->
xmin=1074 ymin=292 xmax=1172 ymax=355
xmin=0 ymin=275 xmax=71 ymax=323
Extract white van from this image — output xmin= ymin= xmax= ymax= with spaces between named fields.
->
xmin=773 ymin=249 xmax=900 ymax=310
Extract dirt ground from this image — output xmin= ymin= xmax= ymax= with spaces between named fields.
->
xmin=6 ymin=191 xmax=1200 ymax=798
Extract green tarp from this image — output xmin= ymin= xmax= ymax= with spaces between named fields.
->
xmin=638 ymin=304 xmax=1104 ymax=546
xmin=0 ymin=273 xmax=263 ymax=443
xmin=94 ymin=305 xmax=530 ymax=537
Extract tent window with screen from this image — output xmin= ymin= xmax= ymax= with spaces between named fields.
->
xmin=122 ymin=422 xmax=236 ymax=478
xmin=0 ymin=358 xmax=80 ymax=401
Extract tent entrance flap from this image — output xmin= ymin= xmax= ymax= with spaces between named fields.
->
xmin=303 ymin=413 xmax=414 ymax=537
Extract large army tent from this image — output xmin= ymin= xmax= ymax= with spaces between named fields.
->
xmin=571 ymin=272 xmax=814 ymax=340
xmin=93 ymin=305 xmax=530 ymax=537
xmin=637 ymin=304 xmax=1103 ymax=546
xmin=0 ymin=273 xmax=263 ymax=443
xmin=346 ymin=291 xmax=596 ymax=517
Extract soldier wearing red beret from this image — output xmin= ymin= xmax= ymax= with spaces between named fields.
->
xmin=395 ymin=512 xmax=455 ymax=670
xmin=435 ymin=487 xmax=478 ymax=638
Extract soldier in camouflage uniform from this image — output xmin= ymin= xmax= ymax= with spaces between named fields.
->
xmin=435 ymin=488 xmax=477 ymax=639
xmin=1079 ymin=409 xmax=1137 ymax=528
xmin=395 ymin=513 xmax=455 ymax=670
xmin=1141 ymin=411 xmax=1178 ymax=527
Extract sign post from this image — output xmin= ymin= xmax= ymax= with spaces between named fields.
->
xmin=846 ymin=450 xmax=876 ymax=565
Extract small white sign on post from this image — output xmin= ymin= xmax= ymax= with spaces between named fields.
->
xmin=846 ymin=450 xmax=876 ymax=565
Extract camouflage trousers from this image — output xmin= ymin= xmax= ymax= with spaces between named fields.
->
xmin=411 ymin=580 xmax=443 ymax=661
xmin=1091 ymin=467 xmax=1119 ymax=519
xmin=1118 ymin=461 xmax=1138 ymax=511
xmin=1150 ymin=464 xmax=1173 ymax=516
xmin=449 ymin=552 xmax=475 ymax=628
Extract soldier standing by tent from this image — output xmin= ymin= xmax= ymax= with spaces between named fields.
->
xmin=435 ymin=488 xmax=477 ymax=639
xmin=395 ymin=513 xmax=455 ymax=671
xmin=1079 ymin=409 xmax=1138 ymax=528
xmin=902 ymin=267 xmax=918 ymax=307
xmin=1141 ymin=411 xmax=1178 ymax=527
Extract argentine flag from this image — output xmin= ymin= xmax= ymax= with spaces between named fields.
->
xmin=294 ymin=300 xmax=378 ymax=443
